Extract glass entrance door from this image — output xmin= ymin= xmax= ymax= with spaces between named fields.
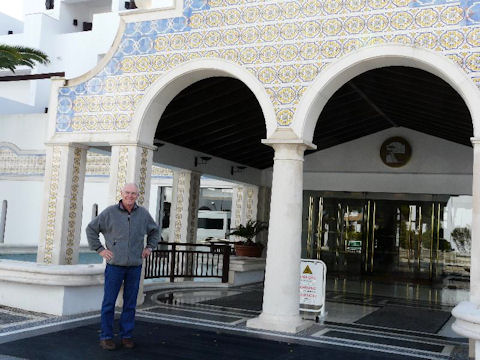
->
xmin=305 ymin=194 xmax=446 ymax=281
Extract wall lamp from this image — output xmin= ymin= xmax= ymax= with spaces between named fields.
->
xmin=195 ymin=156 xmax=212 ymax=167
xmin=153 ymin=139 xmax=165 ymax=149
xmin=231 ymin=165 xmax=246 ymax=175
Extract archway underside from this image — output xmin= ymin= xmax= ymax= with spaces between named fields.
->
xmin=310 ymin=66 xmax=472 ymax=155
xmin=153 ymin=68 xmax=472 ymax=171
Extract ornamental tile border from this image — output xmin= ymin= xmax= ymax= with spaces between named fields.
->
xmin=0 ymin=144 xmax=172 ymax=179
xmin=55 ymin=0 xmax=480 ymax=133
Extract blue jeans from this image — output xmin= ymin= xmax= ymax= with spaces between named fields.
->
xmin=100 ymin=264 xmax=142 ymax=340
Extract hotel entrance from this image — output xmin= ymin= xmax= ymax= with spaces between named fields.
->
xmin=303 ymin=192 xmax=471 ymax=283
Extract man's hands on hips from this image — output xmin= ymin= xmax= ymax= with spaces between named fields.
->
xmin=142 ymin=248 xmax=152 ymax=258
xmin=99 ymin=249 xmax=114 ymax=261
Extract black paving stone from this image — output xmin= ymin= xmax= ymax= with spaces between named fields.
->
xmin=355 ymin=305 xmax=451 ymax=333
xmin=0 ymin=320 xmax=424 ymax=360
xmin=144 ymin=306 xmax=243 ymax=323
xmin=323 ymin=330 xmax=444 ymax=352
xmin=199 ymin=290 xmax=263 ymax=311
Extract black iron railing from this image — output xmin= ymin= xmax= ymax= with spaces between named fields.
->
xmin=144 ymin=242 xmax=231 ymax=283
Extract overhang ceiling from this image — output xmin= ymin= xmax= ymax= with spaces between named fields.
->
xmin=155 ymin=67 xmax=473 ymax=169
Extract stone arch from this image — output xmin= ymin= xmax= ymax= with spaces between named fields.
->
xmin=293 ymin=44 xmax=480 ymax=142
xmin=129 ymin=58 xmax=276 ymax=145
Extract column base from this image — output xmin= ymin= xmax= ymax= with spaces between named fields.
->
xmin=246 ymin=313 xmax=312 ymax=333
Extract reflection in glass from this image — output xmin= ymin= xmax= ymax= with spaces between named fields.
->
xmin=303 ymin=192 xmax=472 ymax=284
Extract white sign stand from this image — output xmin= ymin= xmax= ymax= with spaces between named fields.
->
xmin=299 ymin=259 xmax=327 ymax=322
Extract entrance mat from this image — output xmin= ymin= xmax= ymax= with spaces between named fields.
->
xmin=322 ymin=330 xmax=444 ymax=353
xmin=144 ymin=306 xmax=243 ymax=323
xmin=0 ymin=320 xmax=422 ymax=360
xmin=355 ymin=305 xmax=451 ymax=333
xmin=199 ymin=290 xmax=263 ymax=311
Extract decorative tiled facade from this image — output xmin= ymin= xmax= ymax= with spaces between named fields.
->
xmin=246 ymin=186 xmax=255 ymax=221
xmin=64 ymin=148 xmax=82 ymax=264
xmin=173 ymin=171 xmax=186 ymax=242
xmin=137 ymin=147 xmax=149 ymax=205
xmin=114 ymin=146 xmax=129 ymax=201
xmin=0 ymin=144 xmax=46 ymax=177
xmin=0 ymin=143 xmax=172 ymax=179
xmin=43 ymin=146 xmax=61 ymax=264
xmin=186 ymin=172 xmax=201 ymax=243
xmin=54 ymin=0 xmax=480 ymax=133
xmin=233 ymin=185 xmax=244 ymax=227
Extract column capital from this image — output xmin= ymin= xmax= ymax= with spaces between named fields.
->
xmin=110 ymin=142 xmax=157 ymax=151
xmin=44 ymin=142 xmax=90 ymax=150
xmin=262 ymin=128 xmax=316 ymax=161
xmin=471 ymin=137 xmax=480 ymax=146
xmin=262 ymin=128 xmax=316 ymax=150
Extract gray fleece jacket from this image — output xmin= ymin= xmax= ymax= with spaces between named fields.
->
xmin=86 ymin=201 xmax=159 ymax=266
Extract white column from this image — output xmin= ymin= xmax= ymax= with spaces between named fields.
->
xmin=108 ymin=144 xmax=154 ymax=208
xmin=256 ymin=186 xmax=271 ymax=247
xmin=169 ymin=170 xmax=201 ymax=243
xmin=471 ymin=139 xmax=480 ymax=304
xmin=247 ymin=134 xmax=315 ymax=333
xmin=37 ymin=144 xmax=87 ymax=265
xmin=231 ymin=185 xmax=259 ymax=228
xmin=452 ymin=139 xmax=480 ymax=359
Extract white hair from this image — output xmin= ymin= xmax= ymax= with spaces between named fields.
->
xmin=121 ymin=183 xmax=139 ymax=192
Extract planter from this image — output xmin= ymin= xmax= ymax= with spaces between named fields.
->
xmin=234 ymin=244 xmax=263 ymax=257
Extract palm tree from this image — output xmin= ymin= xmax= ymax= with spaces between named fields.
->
xmin=0 ymin=44 xmax=49 ymax=72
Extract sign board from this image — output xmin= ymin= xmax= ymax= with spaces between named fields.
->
xmin=299 ymin=259 xmax=326 ymax=319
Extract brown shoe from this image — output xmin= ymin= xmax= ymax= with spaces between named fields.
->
xmin=122 ymin=338 xmax=135 ymax=349
xmin=99 ymin=339 xmax=116 ymax=351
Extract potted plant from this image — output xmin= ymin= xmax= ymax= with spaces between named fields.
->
xmin=229 ymin=220 xmax=268 ymax=257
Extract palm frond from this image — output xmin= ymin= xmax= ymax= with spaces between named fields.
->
xmin=0 ymin=44 xmax=49 ymax=72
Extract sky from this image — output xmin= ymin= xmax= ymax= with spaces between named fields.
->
xmin=0 ymin=1 xmax=24 ymax=20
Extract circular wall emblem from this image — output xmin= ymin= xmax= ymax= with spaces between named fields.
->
xmin=380 ymin=137 xmax=412 ymax=167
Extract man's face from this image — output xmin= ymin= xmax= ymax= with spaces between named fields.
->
xmin=121 ymin=185 xmax=138 ymax=208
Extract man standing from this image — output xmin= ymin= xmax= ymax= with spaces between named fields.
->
xmin=86 ymin=183 xmax=159 ymax=350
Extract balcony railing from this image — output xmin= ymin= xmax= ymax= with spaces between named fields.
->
xmin=144 ymin=242 xmax=231 ymax=283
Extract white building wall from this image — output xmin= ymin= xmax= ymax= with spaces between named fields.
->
xmin=0 ymin=180 xmax=43 ymax=246
xmin=302 ymin=127 xmax=473 ymax=195
xmin=0 ymin=114 xmax=48 ymax=148
xmin=0 ymin=14 xmax=23 ymax=34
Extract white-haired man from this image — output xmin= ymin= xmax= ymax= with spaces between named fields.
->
xmin=87 ymin=183 xmax=159 ymax=350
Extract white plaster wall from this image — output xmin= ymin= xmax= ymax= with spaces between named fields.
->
xmin=0 ymin=113 xmax=48 ymax=149
xmin=56 ymin=12 xmax=120 ymax=78
xmin=0 ymin=2 xmax=119 ymax=110
xmin=80 ymin=181 xmax=110 ymax=246
xmin=0 ymin=81 xmax=34 ymax=105
xmin=302 ymin=127 xmax=473 ymax=195
xmin=0 ymin=180 xmax=44 ymax=246
xmin=0 ymin=14 xmax=23 ymax=34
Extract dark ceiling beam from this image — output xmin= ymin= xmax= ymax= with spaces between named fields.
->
xmin=205 ymin=125 xmax=266 ymax=152
xmin=379 ymin=67 xmax=459 ymax=89
xmin=349 ymin=82 xmax=398 ymax=127
xmin=405 ymin=123 xmax=471 ymax=145
xmin=234 ymin=148 xmax=274 ymax=167
xmin=321 ymin=98 xmax=379 ymax=117
xmin=158 ymin=94 xmax=260 ymax=134
xmin=358 ymin=78 xmax=467 ymax=107
xmin=168 ymin=77 xmax=229 ymax=102
xmin=161 ymin=82 xmax=248 ymax=119
xmin=176 ymin=119 xmax=263 ymax=148
xmin=314 ymin=113 xmax=386 ymax=136
xmin=313 ymin=122 xmax=391 ymax=150
xmin=160 ymin=109 xmax=261 ymax=143
xmin=374 ymin=102 xmax=472 ymax=132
